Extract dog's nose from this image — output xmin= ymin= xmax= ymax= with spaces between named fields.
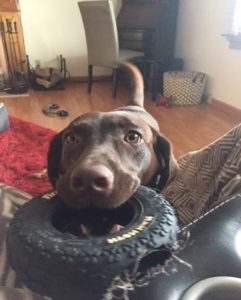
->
xmin=71 ymin=165 xmax=114 ymax=194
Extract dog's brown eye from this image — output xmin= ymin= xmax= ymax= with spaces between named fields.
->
xmin=65 ymin=132 xmax=79 ymax=144
xmin=124 ymin=131 xmax=142 ymax=143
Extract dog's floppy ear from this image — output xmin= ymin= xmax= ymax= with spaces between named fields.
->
xmin=152 ymin=129 xmax=178 ymax=190
xmin=47 ymin=131 xmax=63 ymax=187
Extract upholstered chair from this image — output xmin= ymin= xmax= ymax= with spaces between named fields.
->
xmin=78 ymin=0 xmax=143 ymax=98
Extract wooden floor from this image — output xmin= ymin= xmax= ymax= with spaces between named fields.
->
xmin=3 ymin=81 xmax=241 ymax=158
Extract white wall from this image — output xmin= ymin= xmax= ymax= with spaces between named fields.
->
xmin=19 ymin=0 xmax=121 ymax=77
xmin=175 ymin=0 xmax=241 ymax=109
xmin=19 ymin=0 xmax=86 ymax=76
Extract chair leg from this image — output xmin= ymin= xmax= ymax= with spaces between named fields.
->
xmin=88 ymin=65 xmax=93 ymax=94
xmin=151 ymin=62 xmax=161 ymax=102
xmin=112 ymin=68 xmax=118 ymax=98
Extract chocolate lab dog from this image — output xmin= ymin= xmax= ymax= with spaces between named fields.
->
xmin=47 ymin=63 xmax=177 ymax=233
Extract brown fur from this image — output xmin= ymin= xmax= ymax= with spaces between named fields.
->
xmin=47 ymin=62 xmax=178 ymax=209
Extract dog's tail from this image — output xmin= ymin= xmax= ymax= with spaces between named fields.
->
xmin=121 ymin=61 xmax=144 ymax=108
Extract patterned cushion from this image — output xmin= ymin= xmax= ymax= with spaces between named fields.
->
xmin=0 ymin=286 xmax=44 ymax=299
xmin=0 ymin=184 xmax=30 ymax=288
xmin=163 ymin=124 xmax=241 ymax=225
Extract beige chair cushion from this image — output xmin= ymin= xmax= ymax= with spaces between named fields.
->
xmin=119 ymin=49 xmax=144 ymax=62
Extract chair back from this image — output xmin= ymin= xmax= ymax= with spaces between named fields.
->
xmin=78 ymin=0 xmax=119 ymax=66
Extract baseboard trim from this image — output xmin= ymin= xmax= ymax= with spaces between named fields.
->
xmin=69 ymin=75 xmax=112 ymax=83
xmin=212 ymin=98 xmax=241 ymax=119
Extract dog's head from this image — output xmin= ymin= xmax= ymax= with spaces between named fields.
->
xmin=47 ymin=62 xmax=178 ymax=210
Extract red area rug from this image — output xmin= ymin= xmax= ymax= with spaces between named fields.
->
xmin=0 ymin=116 xmax=56 ymax=196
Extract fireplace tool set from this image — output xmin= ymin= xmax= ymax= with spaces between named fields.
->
xmin=27 ymin=54 xmax=68 ymax=91
xmin=0 ymin=17 xmax=28 ymax=94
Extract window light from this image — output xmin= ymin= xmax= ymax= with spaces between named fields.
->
xmin=232 ymin=0 xmax=241 ymax=34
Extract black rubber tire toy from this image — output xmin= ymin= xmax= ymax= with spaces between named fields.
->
xmin=7 ymin=186 xmax=178 ymax=300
